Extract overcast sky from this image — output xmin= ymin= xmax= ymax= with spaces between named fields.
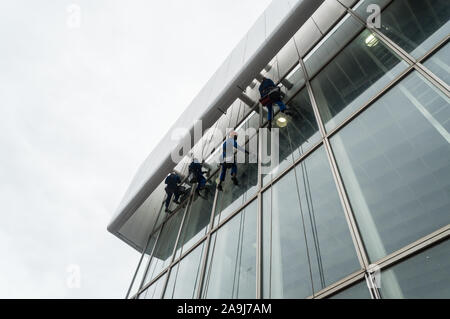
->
xmin=0 ymin=0 xmax=271 ymax=298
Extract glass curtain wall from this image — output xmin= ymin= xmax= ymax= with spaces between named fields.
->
xmin=132 ymin=0 xmax=450 ymax=299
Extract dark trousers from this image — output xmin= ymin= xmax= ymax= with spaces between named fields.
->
xmin=220 ymin=162 xmax=237 ymax=182
xmin=165 ymin=188 xmax=181 ymax=209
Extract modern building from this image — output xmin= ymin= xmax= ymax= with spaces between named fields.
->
xmin=108 ymin=0 xmax=450 ymax=299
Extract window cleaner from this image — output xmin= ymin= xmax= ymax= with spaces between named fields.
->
xmin=188 ymin=158 xmax=208 ymax=197
xmin=258 ymin=77 xmax=292 ymax=129
xmin=217 ymin=131 xmax=254 ymax=192
xmin=164 ymin=171 xmax=182 ymax=213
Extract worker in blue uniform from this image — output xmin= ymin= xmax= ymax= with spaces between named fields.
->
xmin=259 ymin=77 xmax=291 ymax=128
xmin=217 ymin=131 xmax=250 ymax=192
xmin=164 ymin=171 xmax=182 ymax=213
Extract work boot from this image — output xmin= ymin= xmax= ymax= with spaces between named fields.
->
xmin=232 ymin=176 xmax=239 ymax=186
xmin=217 ymin=183 xmax=223 ymax=192
xmin=282 ymin=109 xmax=294 ymax=116
xmin=165 ymin=207 xmax=170 ymax=213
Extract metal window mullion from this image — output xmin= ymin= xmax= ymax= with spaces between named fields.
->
xmin=301 ymin=57 xmax=370 ymax=269
xmin=311 ymin=270 xmax=366 ymax=299
xmin=159 ymin=185 xmax=197 ymax=299
xmin=125 ymin=241 xmax=148 ymax=299
xmin=135 ymin=201 xmax=166 ymax=296
xmin=137 ymin=224 xmax=163 ymax=295
xmin=372 ymin=225 xmax=450 ymax=271
xmin=195 ymin=186 xmax=220 ymax=299
xmin=413 ymin=63 xmax=450 ymax=97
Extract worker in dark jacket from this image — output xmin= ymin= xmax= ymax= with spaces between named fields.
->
xmin=259 ymin=77 xmax=290 ymax=128
xmin=188 ymin=158 xmax=207 ymax=195
xmin=164 ymin=171 xmax=182 ymax=212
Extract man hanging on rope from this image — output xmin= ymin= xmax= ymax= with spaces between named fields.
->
xmin=164 ymin=171 xmax=182 ymax=213
xmin=188 ymin=158 xmax=208 ymax=197
xmin=258 ymin=76 xmax=292 ymax=129
xmin=217 ymin=131 xmax=254 ymax=191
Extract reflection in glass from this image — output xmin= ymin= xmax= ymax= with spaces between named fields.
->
xmin=263 ymin=147 xmax=360 ymax=298
xmin=423 ymin=42 xmax=450 ymax=86
xmin=175 ymin=173 xmax=217 ymax=259
xmin=164 ymin=242 xmax=205 ymax=299
xmin=380 ymin=240 xmax=450 ymax=298
xmin=143 ymin=211 xmax=184 ymax=284
xmin=379 ymin=0 xmax=450 ymax=59
xmin=202 ymin=201 xmax=257 ymax=299
xmin=329 ymin=280 xmax=372 ymax=299
xmin=262 ymin=87 xmax=321 ymax=185
xmin=311 ymin=29 xmax=408 ymax=132
xmin=331 ymin=71 xmax=450 ymax=262
xmin=139 ymin=273 xmax=167 ymax=299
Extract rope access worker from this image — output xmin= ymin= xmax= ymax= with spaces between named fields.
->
xmin=258 ymin=77 xmax=291 ymax=128
xmin=188 ymin=158 xmax=207 ymax=196
xmin=217 ymin=131 xmax=252 ymax=192
xmin=164 ymin=171 xmax=182 ymax=213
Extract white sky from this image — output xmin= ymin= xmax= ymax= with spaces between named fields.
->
xmin=0 ymin=0 xmax=271 ymax=298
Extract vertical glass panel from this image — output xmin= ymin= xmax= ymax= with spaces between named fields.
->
xmin=202 ymin=200 xmax=257 ymax=299
xmin=331 ymin=71 xmax=450 ymax=262
xmin=143 ymin=210 xmax=184 ymax=284
xmin=139 ymin=273 xmax=167 ymax=300
xmin=311 ymin=29 xmax=408 ymax=133
xmin=277 ymin=39 xmax=300 ymax=79
xmin=262 ymin=87 xmax=321 ymax=185
xmin=304 ymin=14 xmax=364 ymax=79
xmin=262 ymin=146 xmax=361 ymax=298
xmin=214 ymin=128 xmax=258 ymax=226
xmin=423 ymin=42 xmax=450 ymax=86
xmin=283 ymin=63 xmax=306 ymax=102
xmin=379 ymin=0 xmax=450 ymax=59
xmin=329 ymin=280 xmax=372 ymax=299
xmin=175 ymin=173 xmax=217 ymax=259
xmin=128 ymin=231 xmax=159 ymax=297
xmin=380 ymin=240 xmax=450 ymax=299
xmin=164 ymin=242 xmax=206 ymax=299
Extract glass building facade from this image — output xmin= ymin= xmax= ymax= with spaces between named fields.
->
xmin=116 ymin=0 xmax=450 ymax=299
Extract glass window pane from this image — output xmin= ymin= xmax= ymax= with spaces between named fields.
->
xmin=380 ymin=240 xmax=450 ymax=299
xmin=262 ymin=87 xmax=321 ymax=185
xmin=311 ymin=29 xmax=408 ymax=132
xmin=262 ymin=146 xmax=361 ymax=298
xmin=202 ymin=201 xmax=257 ymax=299
xmin=139 ymin=273 xmax=167 ymax=299
xmin=331 ymin=71 xmax=450 ymax=262
xmin=423 ymin=42 xmax=450 ymax=86
xmin=329 ymin=280 xmax=372 ymax=299
xmin=143 ymin=210 xmax=184 ymax=284
xmin=304 ymin=14 xmax=364 ymax=79
xmin=128 ymin=230 xmax=159 ymax=297
xmin=175 ymin=173 xmax=217 ymax=259
xmin=164 ymin=242 xmax=205 ymax=299
xmin=379 ymin=0 xmax=450 ymax=59
xmin=214 ymin=129 xmax=258 ymax=226
xmin=283 ymin=63 xmax=306 ymax=102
